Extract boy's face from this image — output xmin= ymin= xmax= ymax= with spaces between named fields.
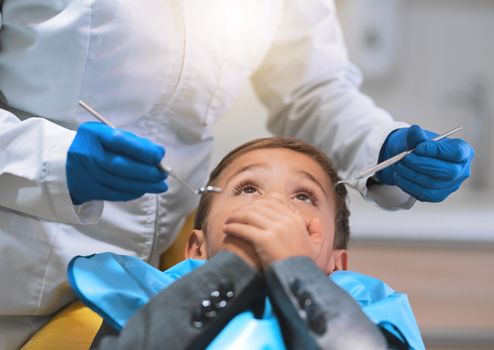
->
xmin=185 ymin=148 xmax=347 ymax=274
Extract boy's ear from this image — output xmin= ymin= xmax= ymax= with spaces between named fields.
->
xmin=328 ymin=249 xmax=348 ymax=273
xmin=184 ymin=229 xmax=208 ymax=260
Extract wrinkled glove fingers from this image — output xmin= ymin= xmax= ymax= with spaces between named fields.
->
xmin=400 ymin=154 xmax=466 ymax=181
xmin=96 ymin=127 xmax=165 ymax=165
xmin=406 ymin=125 xmax=436 ymax=148
xmin=414 ymin=139 xmax=474 ymax=163
xmin=395 ymin=163 xmax=466 ymax=189
xmin=94 ymin=149 xmax=167 ymax=182
xmin=86 ymin=160 xmax=168 ymax=194
xmin=393 ymin=173 xmax=462 ymax=202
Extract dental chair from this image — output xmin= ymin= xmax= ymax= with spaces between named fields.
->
xmin=21 ymin=214 xmax=194 ymax=350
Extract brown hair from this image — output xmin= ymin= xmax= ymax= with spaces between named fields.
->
xmin=194 ymin=137 xmax=350 ymax=249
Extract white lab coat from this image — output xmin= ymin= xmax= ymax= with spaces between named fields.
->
xmin=0 ymin=0 xmax=413 ymax=348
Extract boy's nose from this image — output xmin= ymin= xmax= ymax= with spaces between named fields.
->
xmin=265 ymin=191 xmax=286 ymax=202
xmin=264 ymin=192 xmax=296 ymax=210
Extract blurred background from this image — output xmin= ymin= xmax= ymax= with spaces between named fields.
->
xmin=210 ymin=1 xmax=494 ymax=349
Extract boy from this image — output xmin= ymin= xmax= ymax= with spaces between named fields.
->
xmin=69 ymin=137 xmax=424 ymax=349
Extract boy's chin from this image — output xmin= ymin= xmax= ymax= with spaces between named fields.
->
xmin=219 ymin=238 xmax=261 ymax=270
xmin=231 ymin=250 xmax=261 ymax=269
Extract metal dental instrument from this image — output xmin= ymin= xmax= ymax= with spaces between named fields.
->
xmin=78 ymin=100 xmax=222 ymax=195
xmin=335 ymin=126 xmax=463 ymax=188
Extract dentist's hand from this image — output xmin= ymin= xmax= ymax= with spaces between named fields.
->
xmin=66 ymin=122 xmax=168 ymax=205
xmin=377 ymin=124 xmax=474 ymax=202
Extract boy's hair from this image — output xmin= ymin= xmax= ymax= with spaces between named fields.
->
xmin=194 ymin=137 xmax=350 ymax=249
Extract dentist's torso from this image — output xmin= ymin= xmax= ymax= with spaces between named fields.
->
xmin=0 ymin=0 xmax=284 ymax=348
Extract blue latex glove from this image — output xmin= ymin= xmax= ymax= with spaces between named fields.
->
xmin=66 ymin=122 xmax=168 ymax=205
xmin=376 ymin=124 xmax=474 ymax=202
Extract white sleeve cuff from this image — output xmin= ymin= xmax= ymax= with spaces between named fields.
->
xmin=352 ymin=121 xmax=417 ymax=211
xmin=43 ymin=128 xmax=104 ymax=224
xmin=362 ymin=182 xmax=416 ymax=211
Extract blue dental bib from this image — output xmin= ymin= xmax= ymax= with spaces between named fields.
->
xmin=68 ymin=252 xmax=424 ymax=349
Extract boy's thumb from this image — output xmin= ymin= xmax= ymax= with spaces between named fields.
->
xmin=307 ymin=217 xmax=322 ymax=236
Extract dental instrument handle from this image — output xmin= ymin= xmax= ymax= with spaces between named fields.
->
xmin=157 ymin=161 xmax=198 ymax=194
xmin=354 ymin=126 xmax=463 ymax=180
xmin=78 ymin=100 xmax=117 ymax=128
xmin=78 ymin=100 xmax=200 ymax=195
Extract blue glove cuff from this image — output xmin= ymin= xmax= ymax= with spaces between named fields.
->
xmin=376 ymin=125 xmax=433 ymax=185
xmin=376 ymin=128 xmax=408 ymax=185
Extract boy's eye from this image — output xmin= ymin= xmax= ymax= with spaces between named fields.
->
xmin=295 ymin=193 xmax=311 ymax=202
xmin=233 ymin=181 xmax=260 ymax=195
xmin=293 ymin=189 xmax=318 ymax=206
xmin=242 ymin=186 xmax=257 ymax=194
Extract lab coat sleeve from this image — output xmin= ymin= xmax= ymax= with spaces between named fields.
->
xmin=250 ymin=0 xmax=415 ymax=210
xmin=0 ymin=110 xmax=103 ymax=224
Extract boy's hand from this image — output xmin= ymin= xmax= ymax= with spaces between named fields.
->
xmin=223 ymin=198 xmax=318 ymax=269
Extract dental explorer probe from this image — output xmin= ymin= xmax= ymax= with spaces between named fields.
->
xmin=78 ymin=100 xmax=222 ymax=195
xmin=335 ymin=126 xmax=463 ymax=187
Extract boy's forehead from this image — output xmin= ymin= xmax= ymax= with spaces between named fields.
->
xmin=222 ymin=148 xmax=295 ymax=174
xmin=219 ymin=148 xmax=332 ymax=187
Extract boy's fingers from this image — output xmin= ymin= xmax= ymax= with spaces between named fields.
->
xmin=260 ymin=197 xmax=300 ymax=215
xmin=231 ymin=198 xmax=300 ymax=222
xmin=223 ymin=223 xmax=264 ymax=244
xmin=227 ymin=205 xmax=305 ymax=235
xmin=225 ymin=209 xmax=274 ymax=230
xmin=227 ymin=201 xmax=287 ymax=225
